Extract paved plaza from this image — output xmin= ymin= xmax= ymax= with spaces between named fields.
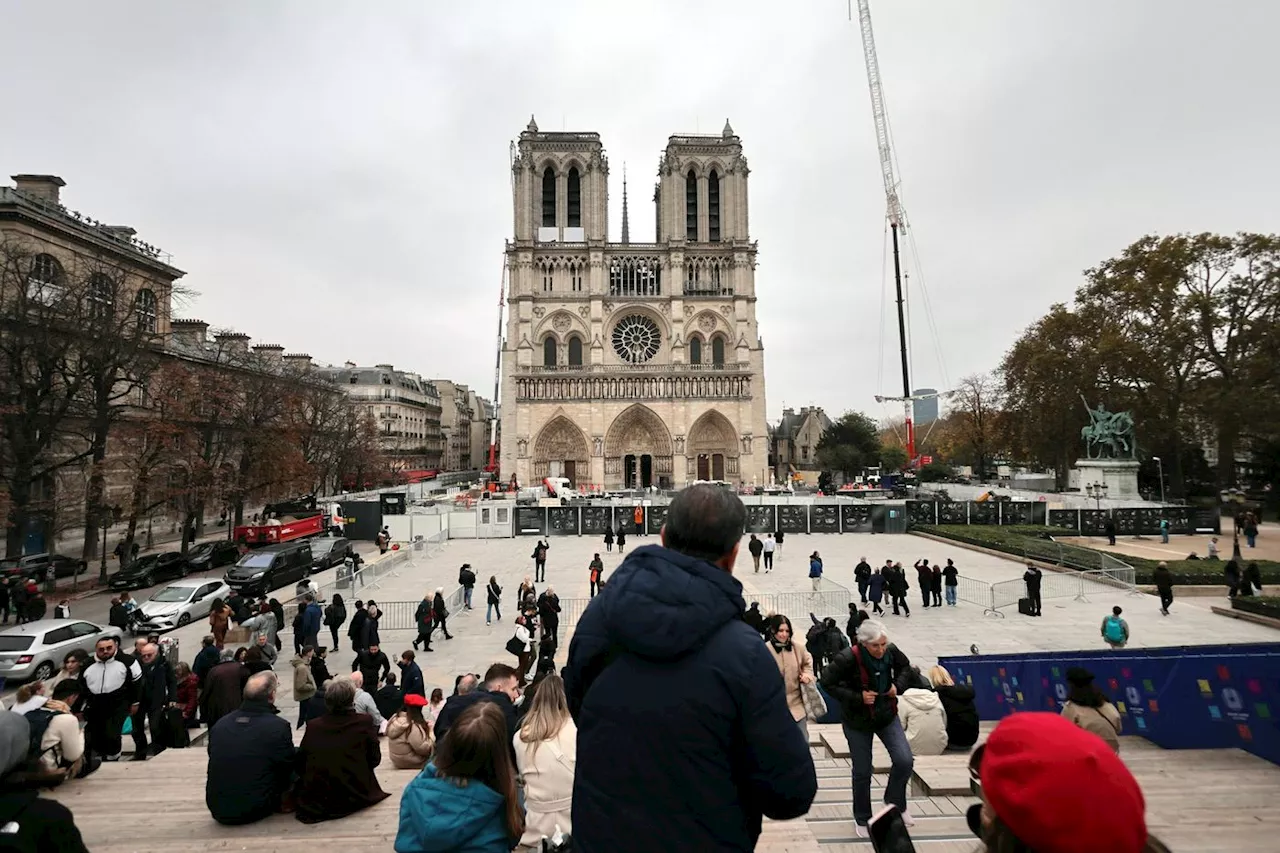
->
xmin=140 ymin=529 xmax=1278 ymax=706
xmin=1060 ymin=521 xmax=1280 ymax=564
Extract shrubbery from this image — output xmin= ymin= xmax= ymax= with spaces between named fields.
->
xmin=915 ymin=524 xmax=1280 ymax=586
xmin=1232 ymin=596 xmax=1280 ymax=620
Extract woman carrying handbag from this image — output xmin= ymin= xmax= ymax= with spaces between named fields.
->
xmin=506 ymin=615 xmax=534 ymax=683
xmin=764 ymin=614 xmax=823 ymax=741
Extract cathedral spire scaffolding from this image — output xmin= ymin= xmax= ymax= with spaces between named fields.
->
xmin=621 ymin=163 xmax=630 ymax=245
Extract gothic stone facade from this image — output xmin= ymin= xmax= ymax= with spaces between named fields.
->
xmin=499 ymin=119 xmax=769 ymax=490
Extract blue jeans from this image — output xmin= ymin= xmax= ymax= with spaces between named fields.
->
xmin=1161 ymin=531 xmax=1169 ymax=544
xmin=843 ymin=718 xmax=913 ymax=825
xmin=464 ymin=587 xmax=473 ymax=608
xmin=945 ymin=585 xmax=957 ymax=606
xmin=1247 ymin=534 xmax=1257 ymax=548
xmin=486 ymin=602 xmax=501 ymax=624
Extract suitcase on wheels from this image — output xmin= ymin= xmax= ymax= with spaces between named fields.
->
xmin=1018 ymin=597 xmax=1035 ymax=616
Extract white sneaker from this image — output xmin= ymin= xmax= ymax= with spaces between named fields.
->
xmin=900 ymin=810 xmax=915 ymax=827
xmin=855 ymin=823 xmax=870 ymax=838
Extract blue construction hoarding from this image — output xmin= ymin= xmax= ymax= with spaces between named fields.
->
xmin=938 ymin=643 xmax=1280 ymax=765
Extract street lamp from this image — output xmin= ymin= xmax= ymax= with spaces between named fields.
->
xmin=1151 ymin=456 xmax=1166 ymax=505
xmin=1085 ymin=481 xmax=1109 ymax=510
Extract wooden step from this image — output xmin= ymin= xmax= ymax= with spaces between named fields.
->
xmin=808 ymin=814 xmax=973 ymax=842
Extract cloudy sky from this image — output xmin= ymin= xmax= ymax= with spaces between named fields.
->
xmin=3 ymin=1 xmax=1278 ymax=424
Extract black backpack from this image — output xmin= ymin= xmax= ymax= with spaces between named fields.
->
xmin=24 ymin=708 xmax=59 ymax=768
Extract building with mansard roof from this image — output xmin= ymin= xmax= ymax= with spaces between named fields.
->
xmin=500 ymin=118 xmax=769 ymax=490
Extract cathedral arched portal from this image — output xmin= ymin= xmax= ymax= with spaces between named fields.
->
xmin=688 ymin=409 xmax=738 ymax=482
xmin=604 ymin=404 xmax=673 ymax=489
xmin=532 ymin=416 xmax=591 ymax=486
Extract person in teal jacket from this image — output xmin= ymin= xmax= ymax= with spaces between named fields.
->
xmin=395 ymin=702 xmax=524 ymax=853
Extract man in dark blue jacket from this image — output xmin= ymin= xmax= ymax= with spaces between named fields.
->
xmin=205 ymin=671 xmax=295 ymax=825
xmin=301 ymin=594 xmax=322 ymax=649
xmin=564 ymin=484 xmax=817 ymax=852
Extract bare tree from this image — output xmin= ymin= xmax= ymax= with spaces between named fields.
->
xmin=950 ymin=372 xmax=1004 ymax=481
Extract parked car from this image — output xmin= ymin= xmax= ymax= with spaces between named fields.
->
xmin=224 ymin=541 xmax=314 ymax=597
xmin=131 ymin=578 xmax=232 ymax=634
xmin=107 ymin=551 xmax=190 ymax=591
xmin=186 ymin=540 xmax=241 ymax=572
xmin=0 ymin=619 xmax=117 ymax=683
xmin=0 ymin=553 xmax=88 ymax=582
xmin=308 ymin=537 xmax=351 ymax=574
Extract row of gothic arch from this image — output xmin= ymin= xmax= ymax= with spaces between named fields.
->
xmin=530 ymin=404 xmax=740 ymax=486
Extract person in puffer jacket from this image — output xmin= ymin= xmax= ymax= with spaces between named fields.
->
xmin=897 ymin=668 xmax=948 ymax=755
xmin=928 ymin=665 xmax=979 ymax=748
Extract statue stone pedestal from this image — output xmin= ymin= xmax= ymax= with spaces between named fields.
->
xmin=1070 ymin=459 xmax=1141 ymax=498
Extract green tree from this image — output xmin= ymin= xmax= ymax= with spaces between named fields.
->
xmin=918 ymin=461 xmax=951 ymax=482
xmin=879 ymin=445 xmax=908 ymax=471
xmin=815 ymin=411 xmax=881 ymax=480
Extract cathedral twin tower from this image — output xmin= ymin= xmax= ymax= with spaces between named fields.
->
xmin=499 ymin=117 xmax=769 ymax=490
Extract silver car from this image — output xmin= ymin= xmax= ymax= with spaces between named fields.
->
xmin=0 ymin=619 xmax=118 ymax=683
xmin=132 ymin=578 xmax=231 ymax=634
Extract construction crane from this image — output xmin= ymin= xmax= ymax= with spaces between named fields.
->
xmin=856 ymin=0 xmax=928 ymax=464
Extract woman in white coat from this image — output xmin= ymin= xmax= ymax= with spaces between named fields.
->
xmin=898 ymin=668 xmax=948 ymax=755
xmin=764 ymin=615 xmax=816 ymax=741
xmin=513 ymin=673 xmax=576 ymax=851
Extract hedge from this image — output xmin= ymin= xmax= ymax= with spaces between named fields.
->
xmin=916 ymin=524 xmax=1280 ymax=586
xmin=1232 ymin=596 xmax=1280 ymax=621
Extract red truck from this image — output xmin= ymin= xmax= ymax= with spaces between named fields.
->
xmin=233 ymin=495 xmax=332 ymax=547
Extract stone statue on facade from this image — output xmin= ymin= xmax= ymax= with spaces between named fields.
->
xmin=1080 ymin=396 xmax=1136 ymax=459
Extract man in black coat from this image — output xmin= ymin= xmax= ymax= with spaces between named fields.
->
xmin=854 ymin=558 xmax=872 ymax=603
xmin=820 ymin=619 xmax=915 ymax=833
xmin=351 ymin=642 xmax=390 ymax=689
xmin=347 ymin=600 xmax=368 ymax=655
xmin=564 ymin=484 xmax=816 ymax=853
xmin=537 ymin=587 xmax=561 ymax=645
xmin=206 ymin=671 xmax=296 ymax=825
xmin=412 ymin=593 xmax=434 ymax=651
xmin=458 ymin=563 xmax=477 ymax=610
xmin=132 ymin=643 xmax=176 ymax=759
xmin=1023 ymin=564 xmax=1043 ymax=616
xmin=432 ymin=662 xmax=520 ymax=748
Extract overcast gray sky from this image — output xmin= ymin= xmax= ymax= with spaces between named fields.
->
xmin=3 ymin=1 xmax=1278 ymax=424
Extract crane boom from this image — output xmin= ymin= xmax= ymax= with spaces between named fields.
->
xmin=856 ymin=0 xmax=916 ymax=462
xmin=857 ymin=0 xmax=905 ymax=230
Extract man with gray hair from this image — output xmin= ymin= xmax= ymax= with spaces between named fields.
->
xmin=206 ymin=671 xmax=295 ymax=825
xmin=565 ymin=483 xmax=817 ymax=852
xmin=346 ymin=672 xmax=385 ymax=728
xmin=820 ymin=619 xmax=916 ymax=836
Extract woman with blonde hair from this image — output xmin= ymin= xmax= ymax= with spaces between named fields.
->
xmin=396 ymin=702 xmax=524 ymax=853
xmin=513 ymin=673 xmax=576 ymax=850
xmin=929 ymin=665 xmax=979 ymax=749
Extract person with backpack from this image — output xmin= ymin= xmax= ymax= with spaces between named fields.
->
xmin=28 ymin=679 xmax=95 ymax=780
xmin=81 ymin=636 xmax=142 ymax=763
xmin=820 ymin=619 xmax=916 ymax=836
xmin=458 ymin=564 xmax=477 ymax=610
xmin=1102 ymin=606 xmax=1130 ymax=649
xmin=0 ymin=711 xmax=91 ymax=851
xmin=531 ymin=540 xmax=549 ymax=583
xmin=808 ymin=551 xmax=824 ymax=593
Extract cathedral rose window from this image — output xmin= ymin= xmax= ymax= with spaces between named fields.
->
xmin=611 ymin=315 xmax=661 ymax=363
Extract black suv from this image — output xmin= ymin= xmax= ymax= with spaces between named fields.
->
xmin=308 ymin=537 xmax=351 ymax=574
xmin=108 ymin=551 xmax=190 ymax=591
xmin=186 ymin=540 xmax=241 ymax=572
xmin=224 ymin=541 xmax=314 ymax=596
xmin=0 ymin=553 xmax=88 ymax=582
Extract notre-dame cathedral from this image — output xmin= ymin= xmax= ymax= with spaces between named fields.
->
xmin=499 ymin=117 xmax=769 ymax=490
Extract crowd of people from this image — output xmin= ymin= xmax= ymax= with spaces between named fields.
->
xmin=0 ymin=483 xmax=1192 ymax=852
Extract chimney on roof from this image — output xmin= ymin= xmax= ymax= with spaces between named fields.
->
xmin=253 ymin=343 xmax=285 ymax=364
xmin=170 ymin=319 xmax=209 ymax=349
xmin=375 ymin=364 xmax=394 ymax=372
xmin=284 ymin=353 xmax=312 ymax=369
xmin=11 ymin=174 xmax=66 ymax=205
xmin=214 ymin=331 xmax=251 ymax=355
xmin=343 ymin=361 xmax=357 ymax=369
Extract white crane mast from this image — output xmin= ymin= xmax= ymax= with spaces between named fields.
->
xmin=856 ymin=0 xmax=906 ymax=231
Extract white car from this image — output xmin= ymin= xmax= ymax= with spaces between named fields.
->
xmin=132 ymin=578 xmax=231 ymax=634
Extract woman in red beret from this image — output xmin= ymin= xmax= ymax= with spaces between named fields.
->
xmin=387 ymin=692 xmax=435 ymax=770
xmin=968 ymin=712 xmax=1169 ymax=852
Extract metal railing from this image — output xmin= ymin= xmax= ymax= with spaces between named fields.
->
xmin=989 ymin=567 xmax=1138 ymax=613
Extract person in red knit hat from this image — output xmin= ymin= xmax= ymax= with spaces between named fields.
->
xmin=966 ymin=712 xmax=1169 ymax=852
